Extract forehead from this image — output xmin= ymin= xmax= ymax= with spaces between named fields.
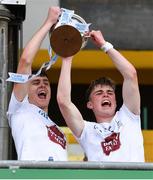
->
xmin=92 ymin=84 xmax=114 ymax=93
xmin=30 ymin=76 xmax=49 ymax=83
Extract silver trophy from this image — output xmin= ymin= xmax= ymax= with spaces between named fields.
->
xmin=49 ymin=8 xmax=90 ymax=57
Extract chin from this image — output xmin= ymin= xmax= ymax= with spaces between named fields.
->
xmin=103 ymin=109 xmax=114 ymax=116
xmin=39 ymin=105 xmax=47 ymax=111
xmin=37 ymin=102 xmax=48 ymax=109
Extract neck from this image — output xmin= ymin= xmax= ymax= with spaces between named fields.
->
xmin=96 ymin=114 xmax=114 ymax=123
xmin=40 ymin=106 xmax=48 ymax=113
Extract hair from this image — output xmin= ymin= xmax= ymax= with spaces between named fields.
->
xmin=85 ymin=77 xmax=116 ymax=101
xmin=32 ymin=69 xmax=49 ymax=79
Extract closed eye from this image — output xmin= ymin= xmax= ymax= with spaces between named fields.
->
xmin=31 ymin=80 xmax=40 ymax=85
xmin=93 ymin=90 xmax=114 ymax=96
xmin=94 ymin=90 xmax=103 ymax=96
xmin=107 ymin=90 xmax=114 ymax=95
xmin=43 ymin=80 xmax=49 ymax=86
xmin=96 ymin=92 xmax=102 ymax=95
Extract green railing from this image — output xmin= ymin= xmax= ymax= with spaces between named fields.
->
xmin=0 ymin=161 xmax=153 ymax=179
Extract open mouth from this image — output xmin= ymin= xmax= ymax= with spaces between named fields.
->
xmin=101 ymin=100 xmax=111 ymax=107
xmin=38 ymin=90 xmax=47 ymax=99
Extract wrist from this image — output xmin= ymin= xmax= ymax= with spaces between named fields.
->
xmin=101 ymin=41 xmax=114 ymax=53
xmin=44 ymin=19 xmax=54 ymax=28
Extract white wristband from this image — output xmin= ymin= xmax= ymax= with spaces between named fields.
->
xmin=101 ymin=42 xmax=113 ymax=53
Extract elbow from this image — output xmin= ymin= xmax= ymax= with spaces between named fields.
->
xmin=20 ymin=52 xmax=32 ymax=66
xmin=126 ymin=66 xmax=138 ymax=81
xmin=57 ymin=94 xmax=63 ymax=106
xmin=131 ymin=68 xmax=138 ymax=81
xmin=57 ymin=93 xmax=68 ymax=108
xmin=20 ymin=58 xmax=31 ymax=67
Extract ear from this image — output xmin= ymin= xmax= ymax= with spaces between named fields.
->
xmin=87 ymin=101 xmax=93 ymax=109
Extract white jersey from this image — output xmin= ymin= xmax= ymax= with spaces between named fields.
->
xmin=7 ymin=93 xmax=67 ymax=161
xmin=77 ymin=104 xmax=144 ymax=162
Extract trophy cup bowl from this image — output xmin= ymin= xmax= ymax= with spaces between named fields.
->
xmin=49 ymin=14 xmax=89 ymax=57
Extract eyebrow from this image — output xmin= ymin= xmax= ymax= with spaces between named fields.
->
xmin=42 ymin=79 xmax=49 ymax=82
xmin=31 ymin=78 xmax=49 ymax=83
xmin=107 ymin=89 xmax=114 ymax=93
xmin=93 ymin=89 xmax=114 ymax=95
xmin=31 ymin=79 xmax=40 ymax=83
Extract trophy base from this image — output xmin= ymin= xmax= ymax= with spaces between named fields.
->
xmin=50 ymin=25 xmax=82 ymax=57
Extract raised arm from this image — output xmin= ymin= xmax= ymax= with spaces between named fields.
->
xmin=57 ymin=57 xmax=84 ymax=137
xmin=90 ymin=30 xmax=140 ymax=115
xmin=13 ymin=7 xmax=61 ymax=101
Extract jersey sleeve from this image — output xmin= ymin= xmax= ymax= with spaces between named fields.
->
xmin=119 ymin=104 xmax=141 ymax=125
xmin=7 ymin=93 xmax=28 ymax=127
xmin=76 ymin=120 xmax=92 ymax=150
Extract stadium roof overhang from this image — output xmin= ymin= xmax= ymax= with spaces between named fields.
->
xmin=32 ymin=50 xmax=153 ymax=84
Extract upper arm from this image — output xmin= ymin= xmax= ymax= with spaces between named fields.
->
xmin=13 ymin=56 xmax=31 ymax=102
xmin=122 ymin=72 xmax=140 ymax=115
xmin=58 ymin=101 xmax=85 ymax=138
xmin=106 ymin=49 xmax=140 ymax=115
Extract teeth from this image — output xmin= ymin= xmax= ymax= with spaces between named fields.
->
xmin=102 ymin=100 xmax=110 ymax=104
xmin=103 ymin=100 xmax=109 ymax=103
xmin=38 ymin=89 xmax=46 ymax=94
xmin=102 ymin=100 xmax=111 ymax=106
xmin=38 ymin=91 xmax=47 ymax=98
xmin=40 ymin=90 xmax=46 ymax=94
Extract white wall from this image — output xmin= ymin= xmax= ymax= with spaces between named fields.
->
xmin=23 ymin=0 xmax=59 ymax=48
